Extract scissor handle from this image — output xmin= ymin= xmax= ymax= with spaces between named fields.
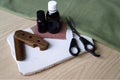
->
xmin=79 ymin=36 xmax=100 ymax=57
xmin=69 ymin=38 xmax=81 ymax=56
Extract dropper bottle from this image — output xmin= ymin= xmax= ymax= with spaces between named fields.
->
xmin=46 ymin=0 xmax=60 ymax=21
xmin=46 ymin=0 xmax=61 ymax=34
xmin=37 ymin=10 xmax=47 ymax=33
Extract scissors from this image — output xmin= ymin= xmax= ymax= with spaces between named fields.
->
xmin=66 ymin=17 xmax=100 ymax=57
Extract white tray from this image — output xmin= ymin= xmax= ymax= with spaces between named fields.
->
xmin=7 ymin=28 xmax=93 ymax=75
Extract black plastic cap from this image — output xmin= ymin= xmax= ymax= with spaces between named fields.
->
xmin=37 ymin=10 xmax=45 ymax=21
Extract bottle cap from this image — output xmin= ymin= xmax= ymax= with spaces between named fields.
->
xmin=37 ymin=10 xmax=45 ymax=21
xmin=48 ymin=0 xmax=57 ymax=14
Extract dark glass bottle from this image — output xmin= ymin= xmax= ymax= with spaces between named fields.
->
xmin=37 ymin=10 xmax=47 ymax=33
xmin=46 ymin=10 xmax=60 ymax=22
xmin=46 ymin=0 xmax=61 ymax=34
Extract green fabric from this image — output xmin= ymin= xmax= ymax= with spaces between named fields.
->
xmin=1 ymin=0 xmax=120 ymax=51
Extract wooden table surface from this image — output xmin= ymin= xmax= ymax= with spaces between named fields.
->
xmin=0 ymin=10 xmax=120 ymax=80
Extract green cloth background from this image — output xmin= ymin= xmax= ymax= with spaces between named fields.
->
xmin=1 ymin=0 xmax=120 ymax=52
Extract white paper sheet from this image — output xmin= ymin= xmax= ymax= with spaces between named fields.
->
xmin=7 ymin=28 xmax=93 ymax=75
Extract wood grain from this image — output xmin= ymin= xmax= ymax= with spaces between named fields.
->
xmin=0 ymin=10 xmax=120 ymax=80
xmin=14 ymin=30 xmax=49 ymax=61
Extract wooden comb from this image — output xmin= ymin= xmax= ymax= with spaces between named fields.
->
xmin=14 ymin=30 xmax=49 ymax=61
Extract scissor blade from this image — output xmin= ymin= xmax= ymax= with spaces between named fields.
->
xmin=68 ymin=17 xmax=76 ymax=27
xmin=66 ymin=17 xmax=76 ymax=32
xmin=66 ymin=17 xmax=80 ymax=37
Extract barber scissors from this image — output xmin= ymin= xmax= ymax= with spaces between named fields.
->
xmin=66 ymin=17 xmax=100 ymax=57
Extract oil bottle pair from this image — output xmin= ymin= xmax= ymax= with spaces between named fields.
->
xmin=37 ymin=0 xmax=61 ymax=34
